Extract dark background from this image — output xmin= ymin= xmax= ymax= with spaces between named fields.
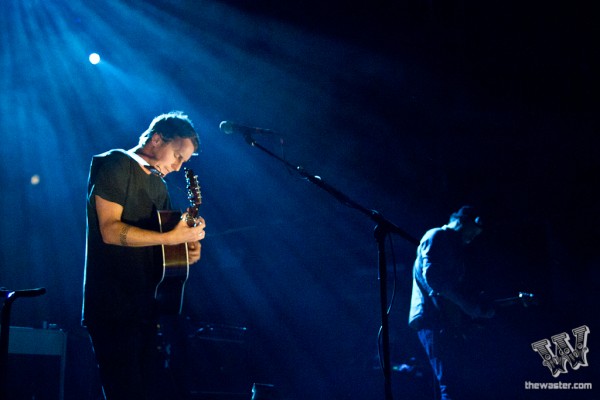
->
xmin=1 ymin=1 xmax=597 ymax=399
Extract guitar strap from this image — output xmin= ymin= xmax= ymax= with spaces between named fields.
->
xmin=125 ymin=149 xmax=164 ymax=176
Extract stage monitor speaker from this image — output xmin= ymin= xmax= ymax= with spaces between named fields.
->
xmin=6 ymin=326 xmax=67 ymax=400
xmin=183 ymin=323 xmax=251 ymax=399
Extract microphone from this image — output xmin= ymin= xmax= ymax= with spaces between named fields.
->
xmin=219 ymin=121 xmax=275 ymax=135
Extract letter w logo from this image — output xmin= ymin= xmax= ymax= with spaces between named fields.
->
xmin=531 ymin=325 xmax=590 ymax=377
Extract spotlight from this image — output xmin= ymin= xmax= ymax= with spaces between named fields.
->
xmin=88 ymin=53 xmax=101 ymax=65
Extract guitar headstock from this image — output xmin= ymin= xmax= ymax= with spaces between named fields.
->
xmin=517 ymin=291 xmax=538 ymax=307
xmin=184 ymin=168 xmax=202 ymax=227
xmin=492 ymin=291 xmax=539 ymax=309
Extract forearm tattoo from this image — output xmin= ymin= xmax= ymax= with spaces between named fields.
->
xmin=119 ymin=225 xmax=131 ymax=246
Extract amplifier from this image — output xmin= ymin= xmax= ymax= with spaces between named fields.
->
xmin=184 ymin=323 xmax=251 ymax=397
xmin=7 ymin=326 xmax=67 ymax=400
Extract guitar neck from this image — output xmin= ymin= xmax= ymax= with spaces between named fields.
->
xmin=154 ymin=167 xmax=201 ymax=315
xmin=493 ymin=292 xmax=536 ymax=308
xmin=493 ymin=297 xmax=521 ymax=307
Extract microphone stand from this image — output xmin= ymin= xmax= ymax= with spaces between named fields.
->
xmin=0 ymin=287 xmax=47 ymax=400
xmin=241 ymin=133 xmax=418 ymax=400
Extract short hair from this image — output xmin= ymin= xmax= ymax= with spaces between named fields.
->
xmin=139 ymin=111 xmax=200 ymax=151
xmin=449 ymin=205 xmax=483 ymax=227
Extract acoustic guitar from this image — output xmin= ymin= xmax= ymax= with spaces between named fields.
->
xmin=155 ymin=168 xmax=202 ymax=314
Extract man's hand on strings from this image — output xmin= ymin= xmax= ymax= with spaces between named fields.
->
xmin=186 ymin=215 xmax=205 ymax=264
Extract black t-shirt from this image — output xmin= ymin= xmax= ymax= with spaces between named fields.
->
xmin=82 ymin=150 xmax=171 ymax=326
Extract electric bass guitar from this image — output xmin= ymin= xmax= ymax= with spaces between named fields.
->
xmin=492 ymin=291 xmax=537 ymax=309
xmin=155 ymin=168 xmax=202 ymax=314
xmin=440 ymin=291 xmax=537 ymax=337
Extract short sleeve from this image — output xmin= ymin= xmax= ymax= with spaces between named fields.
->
xmin=89 ymin=152 xmax=130 ymax=207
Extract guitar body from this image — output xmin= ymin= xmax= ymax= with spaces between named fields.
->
xmin=155 ymin=210 xmax=190 ymax=315
xmin=154 ymin=168 xmax=202 ymax=315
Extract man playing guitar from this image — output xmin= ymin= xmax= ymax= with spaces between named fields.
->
xmin=409 ymin=206 xmax=493 ymax=400
xmin=82 ymin=111 xmax=205 ymax=400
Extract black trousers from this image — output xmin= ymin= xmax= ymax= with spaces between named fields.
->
xmin=87 ymin=320 xmax=173 ymax=400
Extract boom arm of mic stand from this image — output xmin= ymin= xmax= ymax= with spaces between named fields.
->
xmin=243 ymin=133 xmax=418 ymax=244
xmin=242 ymin=134 xmax=418 ymax=400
